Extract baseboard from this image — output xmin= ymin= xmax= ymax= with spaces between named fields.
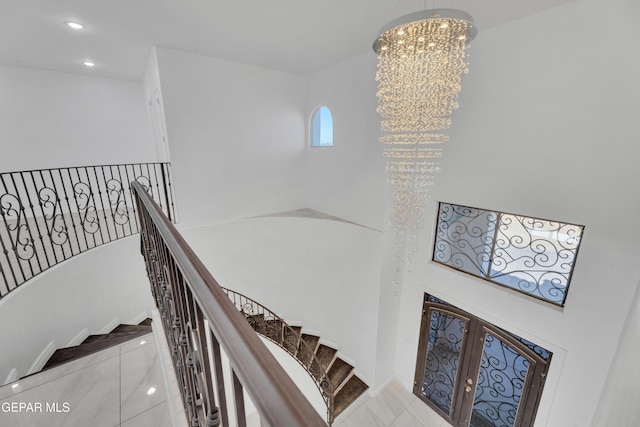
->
xmin=98 ymin=317 xmax=120 ymax=334
xmin=67 ymin=328 xmax=90 ymax=347
xmin=28 ymin=341 xmax=56 ymax=375
xmin=4 ymin=368 xmax=19 ymax=386
xmin=129 ymin=310 xmax=150 ymax=325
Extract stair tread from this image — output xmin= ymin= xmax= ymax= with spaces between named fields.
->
xmin=138 ymin=318 xmax=152 ymax=326
xmin=111 ymin=324 xmax=153 ymax=333
xmin=83 ymin=331 xmax=148 ymax=343
xmin=334 ymin=375 xmax=368 ymax=418
xmin=297 ymin=335 xmax=320 ymax=366
xmin=43 ymin=327 xmax=151 ymax=371
xmin=328 ymin=358 xmax=353 ymax=388
xmin=282 ymin=327 xmax=301 ymax=355
xmin=315 ymin=344 xmax=337 ymax=368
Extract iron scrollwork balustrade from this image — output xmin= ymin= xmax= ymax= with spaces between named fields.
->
xmin=139 ymin=209 xmax=220 ymax=427
xmin=433 ymin=202 xmax=584 ymax=306
xmin=0 ymin=163 xmax=175 ymax=298
xmin=221 ymin=288 xmax=336 ymax=425
xmin=132 ymin=182 xmax=328 ymax=427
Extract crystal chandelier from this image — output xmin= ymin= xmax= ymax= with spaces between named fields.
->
xmin=373 ymin=9 xmax=476 ymax=276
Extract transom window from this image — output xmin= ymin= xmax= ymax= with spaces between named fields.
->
xmin=432 ymin=202 xmax=584 ymax=306
xmin=310 ymin=105 xmax=333 ymax=147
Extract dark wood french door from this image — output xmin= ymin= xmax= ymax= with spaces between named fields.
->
xmin=413 ymin=294 xmax=551 ymax=427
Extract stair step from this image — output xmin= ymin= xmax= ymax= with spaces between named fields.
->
xmin=282 ymin=326 xmax=301 ymax=355
xmin=327 ymin=358 xmax=353 ymax=389
xmin=246 ymin=313 xmax=266 ymax=334
xmin=42 ymin=323 xmax=152 ymax=371
xmin=333 ymin=375 xmax=368 ymax=418
xmin=315 ymin=344 xmax=337 ymax=370
xmin=138 ymin=318 xmax=153 ymax=326
xmin=263 ymin=319 xmax=283 ymax=344
xmin=111 ymin=323 xmax=153 ymax=333
xmin=310 ymin=344 xmax=337 ymax=381
xmin=297 ymin=334 xmax=320 ymax=367
xmin=83 ymin=331 xmax=146 ymax=344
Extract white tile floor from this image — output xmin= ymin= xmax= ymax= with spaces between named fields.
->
xmin=334 ymin=379 xmax=449 ymax=427
xmin=0 ymin=333 xmax=169 ymax=427
xmin=0 ymin=331 xmax=447 ymax=427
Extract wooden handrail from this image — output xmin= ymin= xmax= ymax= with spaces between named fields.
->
xmin=132 ymin=181 xmax=327 ymax=427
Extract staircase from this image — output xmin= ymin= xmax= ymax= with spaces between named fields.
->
xmin=260 ymin=319 xmax=368 ymax=418
xmin=223 ymin=289 xmax=368 ymax=423
xmin=41 ymin=318 xmax=152 ymax=371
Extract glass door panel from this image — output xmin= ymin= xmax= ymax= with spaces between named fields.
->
xmin=470 ymin=332 xmax=531 ymax=427
xmin=420 ymin=309 xmax=468 ymax=417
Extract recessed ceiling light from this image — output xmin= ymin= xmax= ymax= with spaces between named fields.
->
xmin=65 ymin=21 xmax=85 ymax=30
xmin=146 ymin=386 xmax=157 ymax=396
xmin=83 ymin=60 xmax=95 ymax=67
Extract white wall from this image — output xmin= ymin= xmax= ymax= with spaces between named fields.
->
xmin=304 ymin=52 xmax=386 ymax=231
xmin=0 ymin=236 xmax=155 ymax=383
xmin=178 ymin=216 xmax=383 ymax=385
xmin=304 ymin=51 xmax=401 ymax=393
xmin=299 ymin=0 xmax=640 ymax=425
xmin=154 ymin=48 xmax=308 ymax=227
xmin=388 ymin=0 xmax=640 ymax=426
xmin=0 ymin=65 xmax=155 ymax=172
xmin=592 ymin=280 xmax=640 ymax=426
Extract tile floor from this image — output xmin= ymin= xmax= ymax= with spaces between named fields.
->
xmin=0 ymin=330 xmax=448 ymax=427
xmin=334 ymin=379 xmax=449 ymax=427
xmin=0 ymin=333 xmax=169 ymax=427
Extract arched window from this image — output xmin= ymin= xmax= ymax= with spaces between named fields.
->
xmin=310 ymin=106 xmax=333 ymax=147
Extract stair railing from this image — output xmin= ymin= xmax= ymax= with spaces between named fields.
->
xmin=132 ymin=181 xmax=327 ymax=427
xmin=0 ymin=163 xmax=174 ymax=298
xmin=221 ymin=287 xmax=336 ymax=425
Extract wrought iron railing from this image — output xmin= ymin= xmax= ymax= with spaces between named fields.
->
xmin=0 ymin=163 xmax=174 ymax=298
xmin=133 ymin=181 xmax=327 ymax=427
xmin=221 ymin=288 xmax=336 ymax=424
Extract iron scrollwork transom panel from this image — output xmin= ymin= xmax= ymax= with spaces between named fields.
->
xmin=433 ymin=202 xmax=584 ymax=306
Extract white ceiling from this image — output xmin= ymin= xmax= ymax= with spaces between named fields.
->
xmin=0 ymin=0 xmax=574 ymax=81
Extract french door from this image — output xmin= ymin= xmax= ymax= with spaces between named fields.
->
xmin=413 ymin=294 xmax=551 ymax=427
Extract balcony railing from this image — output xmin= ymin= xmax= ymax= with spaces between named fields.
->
xmin=0 ymin=163 xmax=174 ymax=298
xmin=133 ymin=181 xmax=327 ymax=427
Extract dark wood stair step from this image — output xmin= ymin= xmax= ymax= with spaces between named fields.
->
xmin=314 ymin=344 xmax=337 ymax=370
xmin=42 ymin=322 xmax=151 ymax=371
xmin=327 ymin=357 xmax=353 ymax=389
xmin=297 ymin=334 xmax=320 ymax=367
xmin=333 ymin=375 xmax=368 ymax=418
xmin=263 ymin=319 xmax=283 ymax=344
xmin=246 ymin=313 xmax=266 ymax=334
xmin=111 ymin=323 xmax=153 ymax=333
xmin=310 ymin=344 xmax=337 ymax=381
xmin=82 ymin=331 xmax=147 ymax=344
xmin=282 ymin=326 xmax=301 ymax=355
